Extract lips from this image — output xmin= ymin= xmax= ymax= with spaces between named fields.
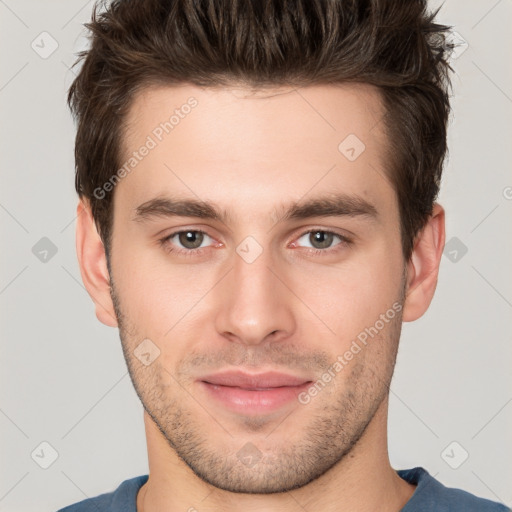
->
xmin=198 ymin=371 xmax=312 ymax=414
xmin=200 ymin=370 xmax=310 ymax=389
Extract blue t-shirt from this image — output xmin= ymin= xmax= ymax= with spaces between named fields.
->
xmin=57 ymin=467 xmax=510 ymax=511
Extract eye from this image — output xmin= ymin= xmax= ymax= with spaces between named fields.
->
xmin=293 ymin=229 xmax=351 ymax=254
xmin=160 ymin=229 xmax=215 ymax=255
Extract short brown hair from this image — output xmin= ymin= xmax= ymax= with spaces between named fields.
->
xmin=68 ymin=0 xmax=453 ymax=263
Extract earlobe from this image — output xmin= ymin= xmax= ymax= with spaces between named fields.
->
xmin=75 ymin=200 xmax=118 ymax=328
xmin=402 ymin=203 xmax=446 ymax=323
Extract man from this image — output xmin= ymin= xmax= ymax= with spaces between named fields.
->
xmin=58 ymin=0 xmax=509 ymax=510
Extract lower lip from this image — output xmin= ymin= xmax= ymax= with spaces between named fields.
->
xmin=199 ymin=381 xmax=311 ymax=414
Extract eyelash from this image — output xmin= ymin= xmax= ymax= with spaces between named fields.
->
xmin=158 ymin=228 xmax=352 ymax=258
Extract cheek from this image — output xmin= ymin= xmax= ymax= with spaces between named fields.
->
xmin=290 ymin=247 xmax=402 ymax=341
xmin=111 ymin=247 xmax=219 ymax=339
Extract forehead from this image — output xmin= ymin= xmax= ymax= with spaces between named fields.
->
xmin=124 ymin=82 xmax=387 ymax=149
xmin=117 ymin=82 xmax=396 ymax=225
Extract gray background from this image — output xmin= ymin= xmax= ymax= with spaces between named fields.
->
xmin=1 ymin=1 xmax=511 ymax=511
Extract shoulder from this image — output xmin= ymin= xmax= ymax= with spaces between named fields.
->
xmin=398 ymin=467 xmax=510 ymax=512
xmin=56 ymin=475 xmax=148 ymax=512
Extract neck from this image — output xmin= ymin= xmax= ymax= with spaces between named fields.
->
xmin=137 ymin=398 xmax=416 ymax=512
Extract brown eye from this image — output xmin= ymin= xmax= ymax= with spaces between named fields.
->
xmin=296 ymin=230 xmax=346 ymax=251
xmin=176 ymin=230 xmax=205 ymax=249
xmin=160 ymin=230 xmax=214 ymax=254
xmin=308 ymin=231 xmax=336 ymax=249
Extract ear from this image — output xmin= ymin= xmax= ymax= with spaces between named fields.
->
xmin=402 ymin=203 xmax=445 ymax=322
xmin=75 ymin=199 xmax=118 ymax=327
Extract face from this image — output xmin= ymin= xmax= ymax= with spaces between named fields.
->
xmin=107 ymin=83 xmax=407 ymax=493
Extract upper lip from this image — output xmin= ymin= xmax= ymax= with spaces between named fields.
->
xmin=200 ymin=371 xmax=311 ymax=389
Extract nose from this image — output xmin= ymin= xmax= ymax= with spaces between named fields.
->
xmin=214 ymin=243 xmax=297 ymax=346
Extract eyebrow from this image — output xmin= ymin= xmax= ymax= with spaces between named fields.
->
xmin=132 ymin=193 xmax=379 ymax=226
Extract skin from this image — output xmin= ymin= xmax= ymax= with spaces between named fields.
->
xmin=76 ymin=83 xmax=445 ymax=512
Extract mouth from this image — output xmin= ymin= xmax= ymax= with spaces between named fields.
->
xmin=198 ymin=371 xmax=313 ymax=414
